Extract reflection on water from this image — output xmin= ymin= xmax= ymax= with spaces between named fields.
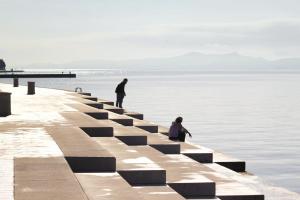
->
xmin=1 ymin=69 xmax=300 ymax=198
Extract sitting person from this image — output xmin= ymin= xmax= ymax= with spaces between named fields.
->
xmin=168 ymin=116 xmax=192 ymax=142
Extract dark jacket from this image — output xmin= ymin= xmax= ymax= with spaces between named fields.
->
xmin=115 ymin=82 xmax=126 ymax=94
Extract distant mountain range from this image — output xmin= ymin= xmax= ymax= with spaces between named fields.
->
xmin=25 ymin=52 xmax=300 ymax=71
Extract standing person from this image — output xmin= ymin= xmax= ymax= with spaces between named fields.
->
xmin=115 ymin=78 xmax=128 ymax=108
xmin=168 ymin=117 xmax=192 ymax=142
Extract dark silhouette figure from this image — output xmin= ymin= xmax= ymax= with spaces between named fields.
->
xmin=0 ymin=59 xmax=6 ymax=70
xmin=168 ymin=117 xmax=192 ymax=142
xmin=115 ymin=78 xmax=128 ymax=108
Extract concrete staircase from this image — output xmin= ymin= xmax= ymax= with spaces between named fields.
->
xmin=1 ymin=86 xmax=264 ymax=200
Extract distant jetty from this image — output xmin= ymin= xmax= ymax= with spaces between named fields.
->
xmin=0 ymin=73 xmax=76 ymax=78
xmin=0 ymin=70 xmax=24 ymax=73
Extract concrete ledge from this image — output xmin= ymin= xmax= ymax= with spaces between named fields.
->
xmin=111 ymin=118 xmax=134 ymax=126
xmin=183 ymin=152 xmax=213 ymax=163
xmin=118 ymin=170 xmax=166 ymax=186
xmin=168 ymin=182 xmax=216 ymax=198
xmin=79 ymin=92 xmax=91 ymax=96
xmin=47 ymin=126 xmax=116 ymax=172
xmin=181 ymin=143 xmax=213 ymax=163
xmin=134 ymin=119 xmax=159 ymax=133
xmin=85 ymin=112 xmax=108 ymax=119
xmin=83 ymin=96 xmax=98 ymax=101
xmin=125 ymin=112 xmax=144 ymax=120
xmin=98 ymin=99 xmax=114 ymax=106
xmin=147 ymin=134 xmax=181 ymax=154
xmin=95 ymin=138 xmax=166 ymax=186
xmin=150 ymin=144 xmax=180 ymax=154
xmin=104 ymin=104 xmax=124 ymax=114
xmin=130 ymin=146 xmax=217 ymax=198
xmin=158 ymin=125 xmax=169 ymax=135
xmin=132 ymin=186 xmax=186 ymax=200
xmin=214 ymin=152 xmax=246 ymax=172
xmin=80 ymin=127 xmax=114 ymax=137
xmin=108 ymin=111 xmax=134 ymax=126
xmin=76 ymin=173 xmax=142 ymax=200
xmin=215 ymin=161 xmax=246 ymax=173
xmin=116 ymin=135 xmax=147 ymax=145
xmin=85 ymin=102 xmax=104 ymax=109
xmin=14 ymin=157 xmax=88 ymax=200
xmin=66 ymin=157 xmax=116 ymax=172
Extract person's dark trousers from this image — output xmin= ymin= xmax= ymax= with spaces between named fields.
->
xmin=178 ymin=131 xmax=186 ymax=142
xmin=169 ymin=137 xmax=178 ymax=141
xmin=116 ymin=93 xmax=125 ymax=108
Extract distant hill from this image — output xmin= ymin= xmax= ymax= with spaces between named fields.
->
xmin=24 ymin=52 xmax=300 ymax=71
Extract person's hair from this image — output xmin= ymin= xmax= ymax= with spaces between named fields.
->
xmin=123 ymin=78 xmax=128 ymax=83
xmin=175 ymin=117 xmax=183 ymax=123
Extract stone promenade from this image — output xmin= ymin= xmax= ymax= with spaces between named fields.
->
xmin=0 ymin=83 xmax=264 ymax=200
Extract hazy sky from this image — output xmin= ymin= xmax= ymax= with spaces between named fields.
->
xmin=1 ymin=0 xmax=300 ymax=65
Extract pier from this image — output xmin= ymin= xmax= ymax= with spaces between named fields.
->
xmin=0 ymin=73 xmax=76 ymax=78
xmin=0 ymin=83 xmax=264 ymax=200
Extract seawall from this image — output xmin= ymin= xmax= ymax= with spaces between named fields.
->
xmin=0 ymin=83 xmax=264 ymax=200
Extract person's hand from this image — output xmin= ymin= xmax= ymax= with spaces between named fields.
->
xmin=188 ymin=133 xmax=192 ymax=138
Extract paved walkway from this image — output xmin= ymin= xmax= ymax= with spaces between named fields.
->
xmin=0 ymin=83 xmax=264 ymax=200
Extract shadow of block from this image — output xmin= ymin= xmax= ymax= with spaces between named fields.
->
xmin=150 ymin=144 xmax=180 ymax=154
xmin=215 ymin=161 xmax=246 ymax=172
xmin=168 ymin=182 xmax=215 ymax=198
xmin=85 ymin=103 xmax=104 ymax=109
xmin=111 ymin=118 xmax=133 ymax=126
xmin=183 ymin=153 xmax=213 ymax=163
xmin=118 ymin=170 xmax=166 ymax=186
xmin=81 ymin=127 xmax=113 ymax=137
xmin=116 ymin=136 xmax=147 ymax=145
xmin=85 ymin=112 xmax=108 ymax=119
xmin=66 ymin=157 xmax=116 ymax=172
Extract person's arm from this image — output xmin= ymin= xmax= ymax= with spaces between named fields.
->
xmin=183 ymin=127 xmax=192 ymax=137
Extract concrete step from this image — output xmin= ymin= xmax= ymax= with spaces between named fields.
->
xmin=181 ymin=142 xmax=213 ymax=163
xmin=158 ymin=125 xmax=169 ymax=136
xmin=14 ymin=157 xmax=88 ymax=200
xmin=98 ymin=98 xmax=114 ymax=106
xmin=103 ymin=104 xmax=125 ymax=114
xmin=131 ymin=146 xmax=216 ymax=198
xmin=46 ymin=126 xmax=116 ymax=172
xmin=103 ymin=120 xmax=148 ymax=145
xmin=147 ymin=134 xmax=180 ymax=154
xmin=70 ymin=97 xmax=98 ymax=104
xmin=83 ymin=96 xmax=98 ymax=102
xmin=61 ymin=111 xmax=108 ymax=127
xmin=108 ymin=111 xmax=134 ymax=126
xmin=204 ymin=164 xmax=264 ymax=200
xmin=68 ymin=103 xmax=109 ymax=119
xmin=75 ymin=173 xmax=142 ymax=200
xmin=132 ymin=186 xmax=186 ymax=200
xmin=79 ymin=92 xmax=91 ymax=96
xmin=125 ymin=111 xmax=144 ymax=120
xmin=80 ymin=127 xmax=114 ymax=137
xmin=95 ymin=137 xmax=166 ymax=186
xmin=85 ymin=102 xmax=104 ymax=109
xmin=213 ymin=152 xmax=246 ymax=172
xmin=133 ymin=119 xmax=159 ymax=133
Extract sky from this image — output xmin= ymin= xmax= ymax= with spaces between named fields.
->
xmin=1 ymin=0 xmax=300 ymax=66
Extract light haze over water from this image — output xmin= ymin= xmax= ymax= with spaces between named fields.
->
xmin=1 ymin=69 xmax=300 ymax=199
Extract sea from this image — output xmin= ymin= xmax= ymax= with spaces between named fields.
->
xmin=1 ymin=68 xmax=300 ymax=199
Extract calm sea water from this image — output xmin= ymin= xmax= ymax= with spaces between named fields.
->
xmin=1 ymin=69 xmax=300 ymax=199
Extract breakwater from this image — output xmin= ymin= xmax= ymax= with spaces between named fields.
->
xmin=0 ymin=83 xmax=264 ymax=200
xmin=0 ymin=73 xmax=76 ymax=78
